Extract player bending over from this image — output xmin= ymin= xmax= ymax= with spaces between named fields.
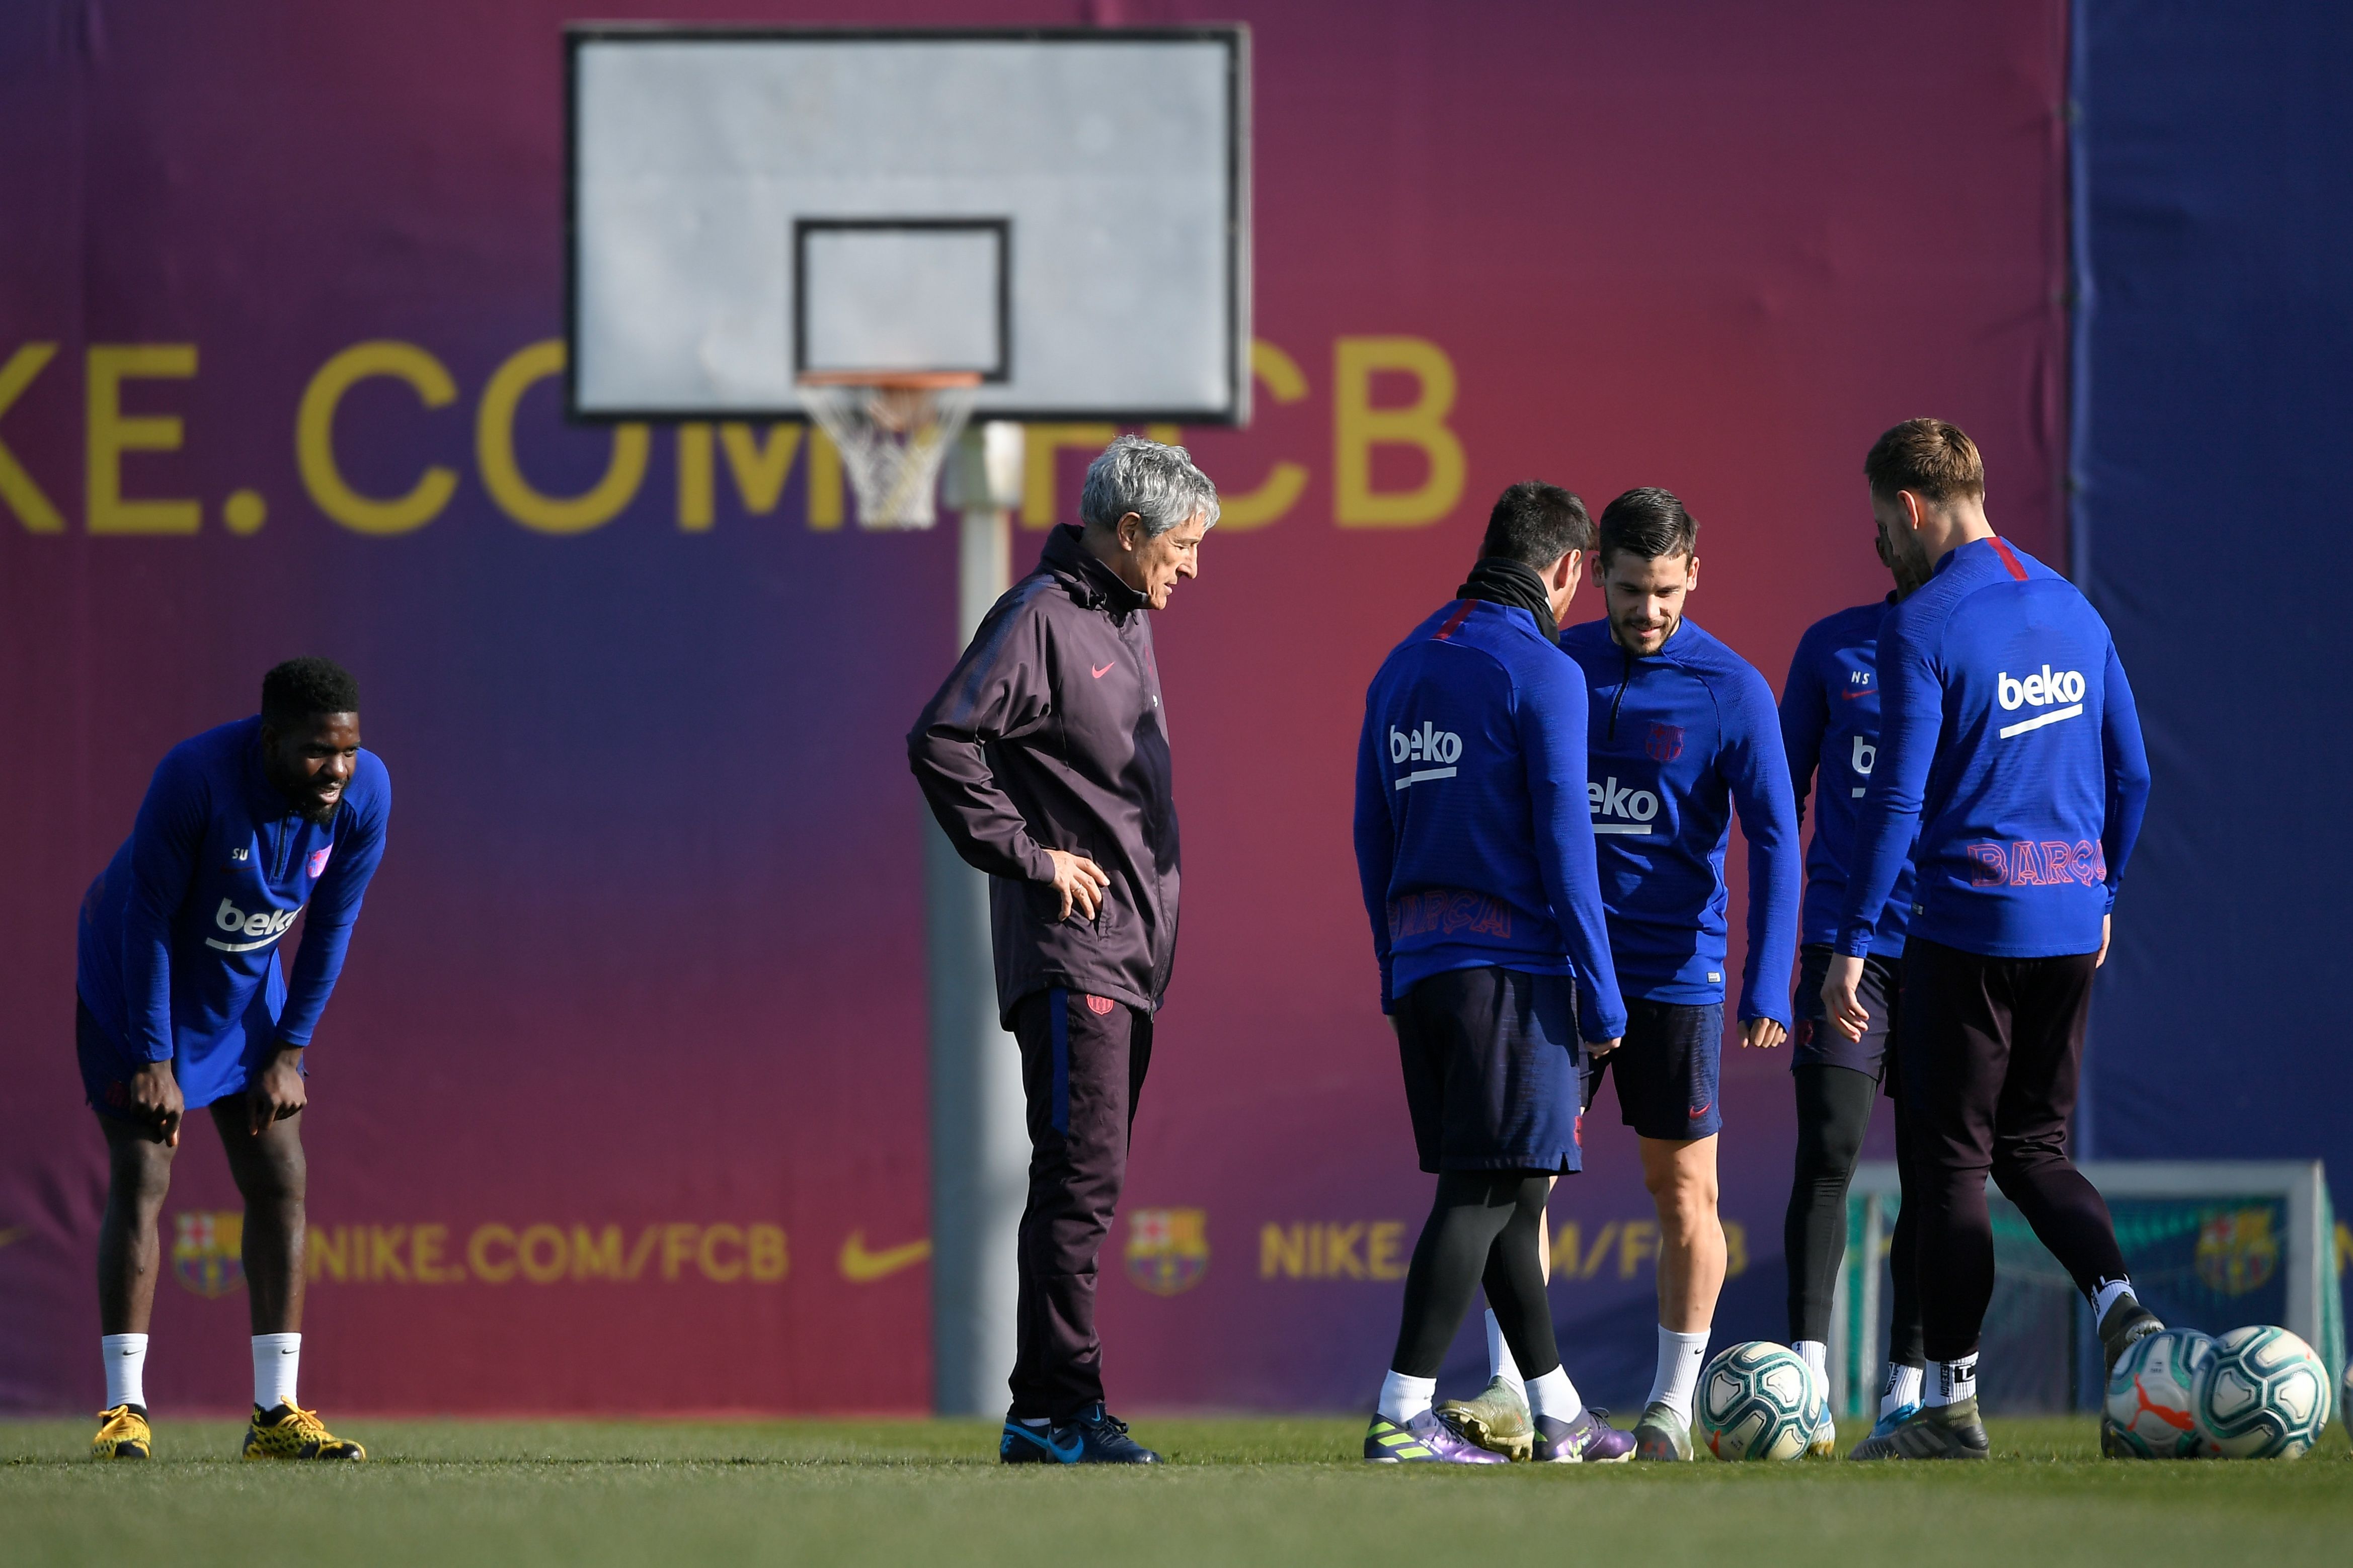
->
xmin=1544 ymin=489 xmax=1802 ymax=1461
xmin=82 ymin=658 xmax=388 ymax=1461
xmin=1831 ymin=421 xmax=2157 ymax=1461
xmin=1777 ymin=517 xmax=1932 ymax=1455
xmin=1353 ymin=482 xmax=1631 ymax=1465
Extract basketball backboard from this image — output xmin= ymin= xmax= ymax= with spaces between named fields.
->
xmin=566 ymin=26 xmax=1251 ymax=424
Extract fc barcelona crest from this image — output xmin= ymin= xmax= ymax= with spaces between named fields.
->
xmin=1124 ymin=1207 xmax=1210 ymax=1296
xmin=1646 ymin=723 xmax=1684 ymax=762
xmin=173 ymin=1210 xmax=246 ymax=1298
xmin=2194 ymin=1206 xmax=2279 ymax=1296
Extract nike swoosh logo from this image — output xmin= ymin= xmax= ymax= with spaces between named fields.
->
xmin=1688 ymin=1102 xmax=1712 ymax=1118
xmin=1002 ymin=1423 xmax=1084 ymax=1462
xmin=1841 ymin=689 xmax=1874 ymax=700
xmin=1092 ymin=662 xmax=1115 ymax=678
xmin=838 ymin=1231 xmax=932 ymax=1282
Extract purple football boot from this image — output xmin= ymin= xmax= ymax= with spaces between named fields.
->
xmin=1532 ymin=1409 xmax=1636 ymax=1463
xmin=1363 ymin=1409 xmax=1511 ymax=1463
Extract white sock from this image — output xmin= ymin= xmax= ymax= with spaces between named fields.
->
xmin=102 ymin=1334 xmax=148 ymax=1410
xmin=1880 ymin=1361 xmax=1923 ymax=1417
xmin=1378 ymin=1370 xmax=1437 ymax=1425
xmin=2091 ymin=1277 xmax=2136 ymax=1323
xmin=253 ymin=1333 xmax=299 ymax=1411
xmin=1525 ymin=1364 xmax=1584 ymax=1425
xmin=1793 ymin=1340 xmax=1828 ymax=1385
xmin=1924 ymin=1353 xmax=1977 ymax=1408
xmin=1646 ymin=1327 xmax=1709 ymax=1425
xmin=1484 ymin=1309 xmax=1525 ymax=1392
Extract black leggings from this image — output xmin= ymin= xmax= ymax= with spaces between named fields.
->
xmin=1391 ymin=1171 xmax=1558 ymax=1379
xmin=1783 ymin=1064 xmax=1924 ymax=1366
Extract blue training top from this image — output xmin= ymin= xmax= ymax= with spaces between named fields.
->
xmin=76 ymin=716 xmax=391 ymax=1108
xmin=1836 ymin=536 xmax=2150 ymax=960
xmin=1354 ymin=598 xmax=1626 ymax=1044
xmin=1781 ymin=598 xmax=1914 ymax=957
xmin=1558 ymin=616 xmax=1802 ymax=1023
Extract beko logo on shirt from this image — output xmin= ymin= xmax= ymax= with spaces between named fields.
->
xmin=1995 ymin=664 xmax=2086 ymax=738
xmin=1587 ymin=776 xmax=1659 ymax=835
xmin=1390 ymin=722 xmax=1462 ymax=789
xmin=207 ymin=898 xmax=301 ymax=953
xmin=1849 ymin=734 xmax=1876 ymax=799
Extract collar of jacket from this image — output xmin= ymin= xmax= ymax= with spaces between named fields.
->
xmin=1456 ymin=556 xmax=1556 ymax=640
xmin=1040 ymin=524 xmax=1150 ymax=618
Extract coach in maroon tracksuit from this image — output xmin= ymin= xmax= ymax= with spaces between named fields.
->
xmin=908 ymin=435 xmax=1217 ymax=1465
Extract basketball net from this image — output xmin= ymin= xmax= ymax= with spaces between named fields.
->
xmin=796 ymin=371 xmax=982 ymax=530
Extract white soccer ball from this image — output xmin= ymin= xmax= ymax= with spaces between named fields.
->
xmin=1695 ymin=1341 xmax=1821 ymax=1461
xmin=2190 ymin=1325 xmax=2332 ymax=1459
xmin=2102 ymin=1328 xmax=2216 ymax=1458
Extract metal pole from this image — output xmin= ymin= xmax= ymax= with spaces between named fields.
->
xmin=927 ymin=424 xmax=1028 ymax=1415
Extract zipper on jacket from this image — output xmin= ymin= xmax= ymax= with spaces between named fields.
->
xmin=1608 ymin=646 xmax=1633 ymax=740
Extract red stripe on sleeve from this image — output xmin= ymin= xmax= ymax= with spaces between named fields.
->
xmin=1989 ymin=536 xmax=2028 ymax=581
xmin=1434 ymin=600 xmax=1476 ymax=640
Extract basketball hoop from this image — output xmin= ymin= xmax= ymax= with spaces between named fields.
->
xmin=796 ymin=371 xmax=982 ymax=531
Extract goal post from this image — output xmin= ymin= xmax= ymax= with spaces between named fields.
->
xmin=1831 ymin=1161 xmax=2344 ymax=1417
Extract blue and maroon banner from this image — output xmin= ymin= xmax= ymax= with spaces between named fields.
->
xmin=0 ymin=0 xmax=2072 ymax=1415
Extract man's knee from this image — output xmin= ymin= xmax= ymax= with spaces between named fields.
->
xmin=105 ymin=1134 xmax=175 ymax=1215
xmin=233 ymin=1131 xmax=308 ymax=1209
xmin=1642 ymin=1156 xmax=1719 ymax=1236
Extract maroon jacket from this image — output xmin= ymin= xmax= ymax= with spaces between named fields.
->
xmin=908 ymin=525 xmax=1181 ymax=1022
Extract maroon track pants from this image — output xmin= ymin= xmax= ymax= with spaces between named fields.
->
xmin=1007 ymin=985 xmax=1154 ymax=1420
xmin=1898 ymin=936 xmax=2128 ymax=1362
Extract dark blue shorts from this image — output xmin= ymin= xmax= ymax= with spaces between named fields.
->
xmin=76 ymin=996 xmax=153 ymax=1123
xmin=1394 ymin=966 xmax=1585 ymax=1175
xmin=1790 ymin=944 xmax=1901 ymax=1087
xmin=1584 ymin=997 xmax=1723 ymax=1140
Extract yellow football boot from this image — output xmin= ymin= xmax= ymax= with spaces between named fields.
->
xmin=92 ymin=1403 xmax=152 ymax=1459
xmin=242 ymin=1401 xmax=365 ymax=1461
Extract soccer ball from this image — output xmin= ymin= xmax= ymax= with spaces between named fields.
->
xmin=2102 ymin=1328 xmax=2215 ymax=1458
xmin=1695 ymin=1341 xmax=1821 ymax=1461
xmin=2190 ymin=1325 xmax=2332 ymax=1459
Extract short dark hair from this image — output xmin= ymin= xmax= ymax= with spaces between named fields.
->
xmin=1479 ymin=481 xmax=1592 ymax=568
xmin=1864 ymin=418 xmax=1985 ymax=504
xmin=261 ymin=657 xmax=360 ymax=727
xmin=1597 ymin=487 xmax=1698 ymax=566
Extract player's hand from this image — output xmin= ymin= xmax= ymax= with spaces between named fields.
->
xmin=127 ymin=1060 xmax=183 ymax=1146
xmin=246 ymin=1045 xmax=306 ymax=1135
xmin=1043 ymin=849 xmax=1110 ymax=921
xmin=1587 ymin=1035 xmax=1622 ymax=1058
xmin=1741 ymin=1017 xmax=1786 ymax=1050
xmin=1822 ymin=953 xmax=1870 ymax=1043
xmin=2095 ymin=913 xmax=2112 ymax=969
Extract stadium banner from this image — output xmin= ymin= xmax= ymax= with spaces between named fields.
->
xmin=2 ymin=0 xmax=2080 ymax=1414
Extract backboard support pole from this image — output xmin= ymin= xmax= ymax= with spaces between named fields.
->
xmin=926 ymin=425 xmax=1027 ymax=1415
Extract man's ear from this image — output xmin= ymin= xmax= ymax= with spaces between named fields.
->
xmin=1901 ymin=489 xmax=1928 ymax=531
xmin=1550 ymin=549 xmax=1581 ymax=591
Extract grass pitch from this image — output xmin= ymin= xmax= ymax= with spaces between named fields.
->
xmin=6 ymin=1414 xmax=2348 ymax=1566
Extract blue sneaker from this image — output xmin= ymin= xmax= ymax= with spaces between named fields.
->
xmin=1533 ymin=1408 xmax=1635 ymax=1464
xmin=1363 ymin=1409 xmax=1510 ymax=1463
xmin=1000 ymin=1412 xmax=1081 ymax=1464
xmin=1055 ymin=1403 xmax=1161 ymax=1464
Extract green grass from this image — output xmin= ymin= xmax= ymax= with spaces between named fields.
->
xmin=5 ymin=1415 xmax=2348 ymax=1566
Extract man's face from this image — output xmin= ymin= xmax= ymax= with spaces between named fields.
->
xmin=1119 ymin=512 xmax=1209 ymax=610
xmin=1600 ymin=550 xmax=1697 ymax=656
xmin=261 ymin=712 xmax=361 ymax=824
xmin=1871 ymin=490 xmax=1935 ymax=592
